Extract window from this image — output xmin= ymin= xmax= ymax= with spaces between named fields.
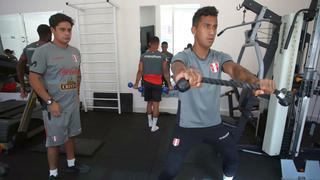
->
xmin=160 ymin=4 xmax=200 ymax=54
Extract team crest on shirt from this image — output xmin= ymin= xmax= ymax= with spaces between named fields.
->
xmin=210 ymin=61 xmax=219 ymax=73
xmin=72 ymin=54 xmax=78 ymax=62
xmin=172 ymin=138 xmax=180 ymax=147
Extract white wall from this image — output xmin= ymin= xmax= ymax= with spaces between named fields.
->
xmin=0 ymin=0 xmax=312 ymax=114
xmin=140 ymin=6 xmax=155 ymax=27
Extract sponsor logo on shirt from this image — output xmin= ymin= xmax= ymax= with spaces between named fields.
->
xmin=60 ymin=69 xmax=80 ymax=76
xmin=26 ymin=47 xmax=36 ymax=51
xmin=144 ymin=55 xmax=162 ymax=59
xmin=60 ymin=80 xmax=77 ymax=90
xmin=172 ymin=138 xmax=180 ymax=147
xmin=210 ymin=61 xmax=219 ymax=73
xmin=51 ymin=56 xmax=64 ymax=61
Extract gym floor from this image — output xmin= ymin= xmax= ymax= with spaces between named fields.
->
xmin=2 ymin=111 xmax=283 ymax=180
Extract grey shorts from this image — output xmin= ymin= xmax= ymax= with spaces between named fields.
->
xmin=42 ymin=106 xmax=82 ymax=147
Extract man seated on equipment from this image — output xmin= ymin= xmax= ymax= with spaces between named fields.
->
xmin=134 ymin=36 xmax=173 ymax=132
xmin=3 ymin=49 xmax=17 ymax=61
xmin=17 ymin=24 xmax=51 ymax=98
xmin=29 ymin=13 xmax=90 ymax=180
xmin=158 ymin=6 xmax=275 ymax=180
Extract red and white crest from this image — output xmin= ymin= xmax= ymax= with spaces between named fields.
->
xmin=172 ymin=138 xmax=180 ymax=147
xmin=210 ymin=61 xmax=219 ymax=73
xmin=72 ymin=54 xmax=78 ymax=62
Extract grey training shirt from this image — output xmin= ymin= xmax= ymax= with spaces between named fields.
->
xmin=20 ymin=41 xmax=48 ymax=65
xmin=30 ymin=42 xmax=81 ymax=111
xmin=141 ymin=50 xmax=166 ymax=75
xmin=172 ymin=48 xmax=232 ymax=128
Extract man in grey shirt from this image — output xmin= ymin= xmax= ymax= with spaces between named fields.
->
xmin=134 ymin=36 xmax=173 ymax=132
xmin=161 ymin=41 xmax=173 ymax=88
xmin=17 ymin=24 xmax=51 ymax=98
xmin=159 ymin=6 xmax=275 ymax=180
xmin=29 ymin=13 xmax=90 ymax=180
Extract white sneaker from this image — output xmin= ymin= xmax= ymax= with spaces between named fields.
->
xmin=151 ymin=125 xmax=159 ymax=132
xmin=223 ymin=174 xmax=233 ymax=180
xmin=148 ymin=119 xmax=152 ymax=127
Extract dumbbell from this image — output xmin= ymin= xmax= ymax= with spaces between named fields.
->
xmin=128 ymin=82 xmax=144 ymax=93
xmin=128 ymin=82 xmax=174 ymax=94
xmin=162 ymin=86 xmax=169 ymax=94
xmin=162 ymin=85 xmax=179 ymax=94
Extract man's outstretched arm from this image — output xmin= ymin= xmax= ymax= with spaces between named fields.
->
xmin=222 ymin=61 xmax=275 ymax=94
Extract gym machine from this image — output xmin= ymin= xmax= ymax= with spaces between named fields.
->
xmin=179 ymin=0 xmax=320 ymax=179
xmin=217 ymin=0 xmax=283 ymax=151
xmin=0 ymin=53 xmax=44 ymax=150
xmin=276 ymin=0 xmax=320 ymax=179
xmin=218 ymin=0 xmax=281 ymax=79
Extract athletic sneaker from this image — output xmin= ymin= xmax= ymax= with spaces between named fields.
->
xmin=66 ymin=163 xmax=91 ymax=174
xmin=223 ymin=174 xmax=233 ymax=180
xmin=48 ymin=175 xmax=59 ymax=180
xmin=151 ymin=125 xmax=159 ymax=132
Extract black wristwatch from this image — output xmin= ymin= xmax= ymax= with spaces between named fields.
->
xmin=46 ymin=98 xmax=55 ymax=105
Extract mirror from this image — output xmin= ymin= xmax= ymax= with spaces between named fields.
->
xmin=140 ymin=6 xmax=156 ymax=54
xmin=139 ymin=5 xmax=200 ymax=96
xmin=0 ymin=36 xmax=3 ymax=52
xmin=140 ymin=5 xmax=176 ymax=96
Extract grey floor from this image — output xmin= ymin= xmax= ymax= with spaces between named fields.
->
xmin=2 ymin=111 xmax=284 ymax=180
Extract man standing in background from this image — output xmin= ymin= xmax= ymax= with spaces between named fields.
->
xmin=161 ymin=41 xmax=173 ymax=88
xmin=17 ymin=24 xmax=51 ymax=98
xmin=134 ymin=36 xmax=173 ymax=132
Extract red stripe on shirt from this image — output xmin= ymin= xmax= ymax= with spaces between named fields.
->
xmin=143 ymin=74 xmax=163 ymax=85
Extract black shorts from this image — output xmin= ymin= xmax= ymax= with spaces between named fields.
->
xmin=159 ymin=124 xmax=239 ymax=179
xmin=144 ymin=82 xmax=162 ymax=102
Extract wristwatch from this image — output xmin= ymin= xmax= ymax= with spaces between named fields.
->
xmin=46 ymin=98 xmax=55 ymax=105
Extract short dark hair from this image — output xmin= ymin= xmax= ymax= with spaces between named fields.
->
xmin=192 ymin=6 xmax=219 ymax=26
xmin=37 ymin=24 xmax=51 ymax=37
xmin=49 ymin=13 xmax=74 ymax=28
xmin=161 ymin=41 xmax=168 ymax=46
xmin=149 ymin=36 xmax=160 ymax=44
xmin=4 ymin=49 xmax=14 ymax=55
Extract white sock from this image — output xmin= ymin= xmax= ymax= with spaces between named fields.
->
xmin=151 ymin=117 xmax=159 ymax=132
xmin=223 ymin=174 xmax=233 ymax=180
xmin=67 ymin=158 xmax=75 ymax=167
xmin=147 ymin=114 xmax=152 ymax=127
xmin=152 ymin=117 xmax=158 ymax=127
xmin=49 ymin=169 xmax=58 ymax=177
